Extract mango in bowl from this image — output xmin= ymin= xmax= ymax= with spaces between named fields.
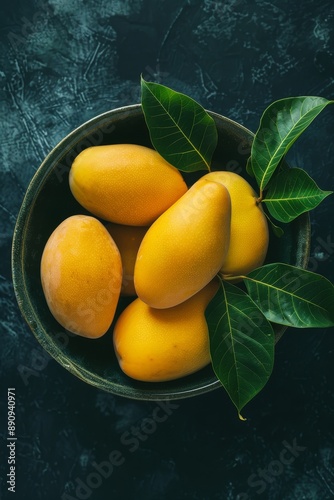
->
xmin=11 ymin=104 xmax=310 ymax=400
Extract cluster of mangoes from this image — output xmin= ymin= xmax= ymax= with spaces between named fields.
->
xmin=40 ymin=144 xmax=269 ymax=382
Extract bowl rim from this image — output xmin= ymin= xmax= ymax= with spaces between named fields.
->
xmin=11 ymin=104 xmax=311 ymax=400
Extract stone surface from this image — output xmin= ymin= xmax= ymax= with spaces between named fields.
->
xmin=1 ymin=0 xmax=334 ymax=499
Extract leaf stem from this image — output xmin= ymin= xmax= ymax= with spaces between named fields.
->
xmin=218 ymin=272 xmax=247 ymax=282
xmin=256 ymin=189 xmax=264 ymax=204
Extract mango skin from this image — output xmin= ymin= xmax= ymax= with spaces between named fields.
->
xmin=69 ymin=144 xmax=188 ymax=226
xmin=105 ymin=223 xmax=148 ymax=296
xmin=203 ymin=171 xmax=269 ymax=278
xmin=113 ymin=279 xmax=219 ymax=382
xmin=134 ymin=178 xmax=231 ymax=308
xmin=40 ymin=215 xmax=122 ymax=338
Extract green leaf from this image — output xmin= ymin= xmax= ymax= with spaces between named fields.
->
xmin=262 ymin=167 xmax=333 ymax=223
xmin=246 ymin=157 xmax=254 ymax=177
xmin=205 ymin=281 xmax=275 ymax=418
xmin=140 ymin=76 xmax=218 ymax=172
xmin=244 ymin=263 xmax=334 ymax=328
xmin=250 ymin=96 xmax=333 ymax=192
xmin=270 ymin=223 xmax=284 ymax=238
xmin=263 ymin=210 xmax=284 ymax=237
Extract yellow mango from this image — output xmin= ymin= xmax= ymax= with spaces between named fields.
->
xmin=105 ymin=223 xmax=148 ymax=296
xmin=40 ymin=215 xmax=122 ymax=338
xmin=134 ymin=178 xmax=231 ymax=308
xmin=69 ymin=144 xmax=188 ymax=226
xmin=113 ymin=279 xmax=219 ymax=382
xmin=203 ymin=171 xmax=269 ymax=278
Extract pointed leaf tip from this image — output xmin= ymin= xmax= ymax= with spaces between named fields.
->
xmin=263 ymin=167 xmax=333 ymax=223
xmin=205 ymin=281 xmax=275 ymax=416
xmin=141 ymin=78 xmax=218 ymax=172
xmin=250 ymin=96 xmax=333 ymax=191
xmin=245 ymin=263 xmax=334 ymax=328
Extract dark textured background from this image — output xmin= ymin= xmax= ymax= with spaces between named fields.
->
xmin=1 ymin=1 xmax=334 ymax=499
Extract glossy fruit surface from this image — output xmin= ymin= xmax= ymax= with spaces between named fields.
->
xmin=134 ymin=178 xmax=231 ymax=308
xmin=12 ymin=105 xmax=309 ymax=399
xmin=69 ymin=144 xmax=188 ymax=226
xmin=203 ymin=171 xmax=269 ymax=278
xmin=40 ymin=215 xmax=122 ymax=338
xmin=113 ymin=279 xmax=219 ymax=382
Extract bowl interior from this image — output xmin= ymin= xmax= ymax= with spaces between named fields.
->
xmin=12 ymin=105 xmax=310 ymax=400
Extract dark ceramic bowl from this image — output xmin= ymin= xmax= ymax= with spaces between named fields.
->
xmin=11 ymin=104 xmax=310 ymax=400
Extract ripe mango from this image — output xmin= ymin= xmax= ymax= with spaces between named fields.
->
xmin=113 ymin=279 xmax=219 ymax=382
xmin=69 ymin=144 xmax=188 ymax=226
xmin=203 ymin=171 xmax=269 ymax=277
xmin=134 ymin=178 xmax=231 ymax=308
xmin=40 ymin=215 xmax=122 ymax=338
xmin=105 ymin=223 xmax=148 ymax=296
